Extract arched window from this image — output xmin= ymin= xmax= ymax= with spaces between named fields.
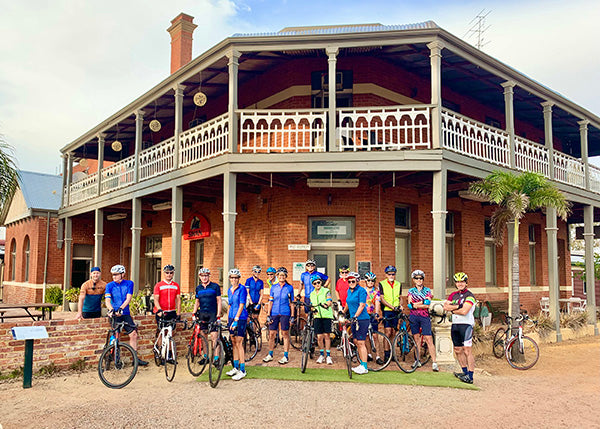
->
xmin=10 ymin=239 xmax=16 ymax=281
xmin=24 ymin=236 xmax=30 ymax=282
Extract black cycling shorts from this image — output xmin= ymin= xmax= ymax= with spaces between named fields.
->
xmin=451 ymin=323 xmax=473 ymax=347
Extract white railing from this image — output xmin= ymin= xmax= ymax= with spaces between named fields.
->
xmin=239 ymin=109 xmax=327 ymax=153
xmin=553 ymin=151 xmax=585 ymax=188
xmin=180 ymin=113 xmax=229 ymax=167
xmin=100 ymin=156 xmax=135 ymax=194
xmin=69 ymin=173 xmax=98 ymax=205
xmin=589 ymin=164 xmax=600 ymax=193
xmin=337 ymin=105 xmax=430 ymax=151
xmin=442 ymin=109 xmax=510 ymax=166
xmin=139 ymin=137 xmax=175 ymax=181
xmin=515 ymin=136 xmax=549 ymax=177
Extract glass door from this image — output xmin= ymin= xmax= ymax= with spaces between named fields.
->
xmin=309 ymin=250 xmax=354 ymax=285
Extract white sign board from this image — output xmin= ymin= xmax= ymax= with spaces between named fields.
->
xmin=317 ymin=225 xmax=346 ymax=235
xmin=288 ymin=244 xmax=311 ymax=251
xmin=11 ymin=326 xmax=49 ymax=340
xmin=293 ymin=262 xmax=305 ymax=281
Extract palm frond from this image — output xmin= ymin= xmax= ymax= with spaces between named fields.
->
xmin=490 ymin=207 xmax=513 ymax=246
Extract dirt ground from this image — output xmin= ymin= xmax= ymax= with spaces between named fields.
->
xmin=0 ymin=335 xmax=598 ymax=429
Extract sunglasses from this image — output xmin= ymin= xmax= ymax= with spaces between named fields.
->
xmin=313 ymin=280 xmax=322 ymax=284
xmin=340 ymin=271 xmax=349 ymax=274
xmin=386 ymin=273 xmax=396 ymax=275
xmin=366 ymin=279 xmax=375 ymax=282
xmin=165 ymin=271 xmax=174 ymax=275
xmin=414 ymin=277 xmax=424 ymax=280
xmin=229 ymin=276 xmax=240 ymax=279
xmin=348 ymin=280 xmax=357 ymax=284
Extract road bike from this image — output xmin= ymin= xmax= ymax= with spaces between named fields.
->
xmin=493 ymin=314 xmax=539 ymax=370
xmin=364 ymin=317 xmax=393 ymax=372
xmin=186 ymin=318 xmax=210 ymax=377
xmin=207 ymin=320 xmax=234 ymax=388
xmin=290 ymin=299 xmax=307 ymax=350
xmin=295 ymin=300 xmax=322 ymax=373
xmin=97 ymin=314 xmax=139 ymax=389
xmin=244 ymin=306 xmax=261 ymax=361
xmin=338 ymin=317 xmax=357 ymax=379
xmin=153 ymin=315 xmax=187 ymax=381
xmin=386 ymin=311 xmax=419 ymax=373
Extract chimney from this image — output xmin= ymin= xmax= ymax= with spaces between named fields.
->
xmin=167 ymin=13 xmax=198 ymax=74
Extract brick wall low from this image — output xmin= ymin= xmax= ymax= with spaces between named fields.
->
xmin=0 ymin=315 xmax=192 ymax=373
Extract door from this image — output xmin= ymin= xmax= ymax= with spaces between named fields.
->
xmin=309 ymin=250 xmax=354 ymax=287
xmin=72 ymin=259 xmax=92 ymax=289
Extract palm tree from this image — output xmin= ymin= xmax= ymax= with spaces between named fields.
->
xmin=0 ymin=134 xmax=19 ymax=214
xmin=469 ymin=171 xmax=570 ymax=327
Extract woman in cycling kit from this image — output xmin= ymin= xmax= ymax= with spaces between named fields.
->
xmin=343 ymin=272 xmax=370 ymax=375
xmin=309 ymin=274 xmax=334 ymax=365
xmin=225 ymin=268 xmax=248 ymax=381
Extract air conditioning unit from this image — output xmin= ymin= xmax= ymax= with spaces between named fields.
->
xmin=321 ymin=72 xmax=343 ymax=91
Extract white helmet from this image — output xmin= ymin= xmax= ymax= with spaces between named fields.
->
xmin=110 ymin=265 xmax=126 ymax=274
xmin=198 ymin=268 xmax=210 ymax=274
xmin=411 ymin=269 xmax=425 ymax=279
xmin=228 ymin=268 xmax=241 ymax=277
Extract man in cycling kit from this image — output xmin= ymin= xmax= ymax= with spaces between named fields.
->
xmin=299 ymin=259 xmax=329 ymax=307
xmin=153 ymin=264 xmax=181 ymax=325
xmin=309 ymin=274 xmax=334 ymax=365
xmin=245 ymin=265 xmax=263 ymax=316
xmin=335 ymin=265 xmax=350 ymax=307
xmin=104 ymin=264 xmax=148 ymax=366
xmin=407 ymin=269 xmax=438 ymax=371
xmin=379 ymin=265 xmax=402 ymax=362
xmin=443 ymin=272 xmax=476 ymax=384
xmin=192 ymin=268 xmax=222 ymax=346
xmin=264 ymin=267 xmax=295 ymax=364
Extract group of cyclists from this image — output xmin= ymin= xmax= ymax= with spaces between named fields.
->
xmin=92 ymin=257 xmax=476 ymax=384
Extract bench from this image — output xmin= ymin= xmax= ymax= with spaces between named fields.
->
xmin=0 ymin=310 xmax=44 ymax=323
xmin=484 ymin=300 xmax=509 ymax=323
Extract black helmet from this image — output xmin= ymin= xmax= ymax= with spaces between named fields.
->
xmin=163 ymin=264 xmax=175 ymax=272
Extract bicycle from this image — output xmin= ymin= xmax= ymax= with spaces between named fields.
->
xmin=386 ymin=311 xmax=419 ymax=373
xmin=338 ymin=316 xmax=358 ymax=379
xmin=207 ymin=320 xmax=234 ymax=388
xmin=186 ymin=318 xmax=210 ymax=377
xmin=290 ymin=299 xmax=307 ymax=350
xmin=364 ymin=317 xmax=393 ymax=372
xmin=295 ymin=300 xmax=323 ymax=373
xmin=97 ymin=313 xmax=139 ymax=389
xmin=244 ymin=305 xmax=262 ymax=361
xmin=493 ymin=314 xmax=539 ymax=370
xmin=153 ymin=314 xmax=187 ymax=382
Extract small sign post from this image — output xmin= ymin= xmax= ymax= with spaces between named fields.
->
xmin=11 ymin=326 xmax=49 ymax=389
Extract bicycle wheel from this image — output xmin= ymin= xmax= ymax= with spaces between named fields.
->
xmin=300 ymin=330 xmax=311 ymax=373
xmin=367 ymin=330 xmax=393 ymax=372
xmin=419 ymin=331 xmax=434 ymax=365
xmin=290 ymin=317 xmax=307 ymax=350
xmin=249 ymin=318 xmax=263 ymax=352
xmin=243 ymin=326 xmax=259 ymax=362
xmin=393 ymin=331 xmax=419 ymax=373
xmin=209 ymin=338 xmax=225 ymax=388
xmin=164 ymin=337 xmax=177 ymax=382
xmin=505 ymin=336 xmax=539 ymax=370
xmin=187 ymin=332 xmax=209 ymax=377
xmin=98 ymin=343 xmax=138 ymax=389
xmin=492 ymin=328 xmax=506 ymax=358
xmin=154 ymin=332 xmax=163 ymax=366
xmin=344 ymin=339 xmax=353 ymax=379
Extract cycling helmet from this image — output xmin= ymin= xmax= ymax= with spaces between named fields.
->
xmin=411 ymin=269 xmax=425 ymax=279
xmin=453 ymin=272 xmax=468 ymax=282
xmin=198 ymin=268 xmax=210 ymax=274
xmin=338 ymin=265 xmax=349 ymax=272
xmin=347 ymin=272 xmax=359 ymax=280
xmin=364 ymin=272 xmax=377 ymax=281
xmin=110 ymin=265 xmax=126 ymax=274
xmin=310 ymin=274 xmax=323 ymax=284
xmin=266 ymin=267 xmax=276 ymax=274
xmin=276 ymin=266 xmax=288 ymax=275
xmin=252 ymin=265 xmax=262 ymax=273
xmin=384 ymin=265 xmax=397 ymax=274
xmin=163 ymin=264 xmax=175 ymax=272
xmin=306 ymin=259 xmax=317 ymax=266
xmin=228 ymin=268 xmax=241 ymax=277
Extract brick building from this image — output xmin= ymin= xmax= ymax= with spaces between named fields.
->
xmin=57 ymin=16 xmax=599 ymax=319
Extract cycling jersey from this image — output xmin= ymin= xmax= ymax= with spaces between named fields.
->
xmin=365 ymin=286 xmax=380 ymax=314
xmin=300 ymin=270 xmax=328 ymax=298
xmin=269 ymin=282 xmax=294 ymax=316
xmin=264 ymin=278 xmax=274 ymax=298
xmin=407 ymin=286 xmax=432 ymax=317
xmin=346 ymin=286 xmax=370 ymax=320
xmin=379 ymin=279 xmax=402 ymax=311
xmin=195 ymin=282 xmax=221 ymax=315
xmin=309 ymin=287 xmax=333 ymax=319
xmin=336 ymin=278 xmax=349 ymax=306
xmin=153 ymin=280 xmax=180 ymax=313
xmin=448 ymin=289 xmax=477 ymax=325
xmin=228 ymin=285 xmax=249 ymax=321
xmin=105 ymin=279 xmax=134 ymax=315
xmin=244 ymin=276 xmax=264 ymax=304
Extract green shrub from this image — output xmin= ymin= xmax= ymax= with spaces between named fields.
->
xmin=181 ymin=293 xmax=195 ymax=313
xmin=560 ymin=311 xmax=588 ymax=331
xmin=37 ymin=362 xmax=59 ymax=376
xmin=64 ymin=287 xmax=80 ymax=303
xmin=69 ymin=359 xmax=87 ymax=372
xmin=45 ymin=286 xmax=63 ymax=305
xmin=129 ymin=291 xmax=147 ymax=316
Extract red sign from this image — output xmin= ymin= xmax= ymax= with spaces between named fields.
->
xmin=183 ymin=213 xmax=211 ymax=240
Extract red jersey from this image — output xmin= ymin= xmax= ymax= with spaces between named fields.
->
xmin=153 ymin=280 xmax=180 ymax=312
xmin=336 ymin=278 xmax=349 ymax=307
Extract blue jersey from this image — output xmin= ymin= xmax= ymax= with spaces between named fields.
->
xmin=270 ymin=282 xmax=295 ymax=316
xmin=346 ymin=286 xmax=369 ymax=320
xmin=195 ymin=282 xmax=221 ymax=315
xmin=300 ymin=270 xmax=328 ymax=298
xmin=244 ymin=277 xmax=264 ymax=304
xmin=105 ymin=279 xmax=134 ymax=315
xmin=228 ymin=285 xmax=249 ymax=321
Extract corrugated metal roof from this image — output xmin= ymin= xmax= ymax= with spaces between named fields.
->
xmin=17 ymin=170 xmax=62 ymax=211
xmin=232 ymin=21 xmax=438 ymax=38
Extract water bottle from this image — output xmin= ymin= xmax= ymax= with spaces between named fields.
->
xmin=109 ymin=334 xmax=116 ymax=346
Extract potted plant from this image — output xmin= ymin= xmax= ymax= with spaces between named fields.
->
xmin=65 ymin=287 xmax=80 ymax=312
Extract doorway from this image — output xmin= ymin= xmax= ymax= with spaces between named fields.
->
xmin=309 ymin=250 xmax=355 ymax=285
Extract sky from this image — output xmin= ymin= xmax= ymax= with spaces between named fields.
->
xmin=1 ymin=0 xmax=599 ymax=175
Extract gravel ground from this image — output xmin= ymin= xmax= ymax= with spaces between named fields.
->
xmin=0 ymin=335 xmax=598 ymax=429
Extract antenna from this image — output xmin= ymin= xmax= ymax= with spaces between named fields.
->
xmin=463 ymin=9 xmax=492 ymax=50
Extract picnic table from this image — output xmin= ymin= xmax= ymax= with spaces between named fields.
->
xmin=0 ymin=303 xmax=59 ymax=323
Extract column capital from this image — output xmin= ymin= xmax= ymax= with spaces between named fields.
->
xmin=541 ymin=101 xmax=554 ymax=112
xmin=427 ymin=40 xmax=445 ymax=55
xmin=326 ymin=46 xmax=339 ymax=58
xmin=97 ymin=133 xmax=106 ymax=142
xmin=135 ymin=109 xmax=145 ymax=119
xmin=173 ymin=84 xmax=186 ymax=95
xmin=501 ymin=80 xmax=516 ymax=93
xmin=578 ymin=119 xmax=590 ymax=130
xmin=226 ymin=48 xmax=242 ymax=63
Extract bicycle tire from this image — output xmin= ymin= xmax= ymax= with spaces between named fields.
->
xmin=250 ymin=318 xmax=263 ymax=352
xmin=187 ymin=331 xmax=209 ymax=377
xmin=419 ymin=331 xmax=435 ymax=365
xmin=98 ymin=343 xmax=138 ymax=389
xmin=243 ymin=326 xmax=259 ymax=362
xmin=154 ymin=331 xmax=163 ymax=367
xmin=492 ymin=328 xmax=506 ymax=359
xmin=367 ymin=330 xmax=393 ymax=372
xmin=344 ymin=339 xmax=353 ymax=379
xmin=209 ymin=338 xmax=225 ymax=388
xmin=393 ymin=331 xmax=419 ymax=373
xmin=300 ymin=330 xmax=310 ymax=373
xmin=164 ymin=337 xmax=177 ymax=382
xmin=290 ymin=317 xmax=307 ymax=350
xmin=505 ymin=335 xmax=539 ymax=370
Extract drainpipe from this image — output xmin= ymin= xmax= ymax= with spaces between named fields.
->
xmin=42 ymin=211 xmax=50 ymax=302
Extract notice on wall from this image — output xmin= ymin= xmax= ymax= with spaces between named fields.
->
xmin=293 ymin=262 xmax=305 ymax=282
xmin=317 ymin=225 xmax=347 ymax=236
xmin=288 ymin=244 xmax=311 ymax=251
xmin=357 ymin=261 xmax=371 ymax=278
xmin=11 ymin=326 xmax=49 ymax=340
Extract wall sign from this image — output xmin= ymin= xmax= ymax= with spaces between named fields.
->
xmin=183 ymin=213 xmax=211 ymax=240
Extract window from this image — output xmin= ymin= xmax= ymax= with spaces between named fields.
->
xmin=395 ymin=206 xmax=410 ymax=229
xmin=24 ymin=236 xmax=30 ymax=282
xmin=484 ymin=219 xmax=496 ymax=286
xmin=395 ymin=206 xmax=411 ymax=287
xmin=195 ymin=240 xmax=205 ymax=278
xmin=144 ymin=236 xmax=162 ymax=258
xmin=10 ymin=239 xmax=16 ymax=281
xmin=528 ymin=225 xmax=536 ymax=286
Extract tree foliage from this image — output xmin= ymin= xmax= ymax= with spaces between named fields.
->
xmin=0 ymin=134 xmax=19 ymax=215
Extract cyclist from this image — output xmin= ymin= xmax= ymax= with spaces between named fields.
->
xmin=335 ymin=265 xmax=350 ymax=307
xmin=153 ymin=264 xmax=181 ymax=326
xmin=104 ymin=264 xmax=148 ymax=366
xmin=244 ymin=265 xmax=263 ymax=316
xmin=342 ymin=272 xmax=369 ymax=374
xmin=299 ymin=259 xmax=329 ymax=307
xmin=76 ymin=266 xmax=106 ymax=320
xmin=309 ymin=274 xmax=334 ymax=365
xmin=443 ymin=272 xmax=476 ymax=384
xmin=225 ymin=268 xmax=249 ymax=381
xmin=192 ymin=268 xmax=222 ymax=347
xmin=379 ymin=265 xmax=403 ymax=363
xmin=407 ymin=269 xmax=438 ymax=372
xmin=264 ymin=266 xmax=295 ymax=364
xmin=364 ymin=271 xmax=383 ymax=365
